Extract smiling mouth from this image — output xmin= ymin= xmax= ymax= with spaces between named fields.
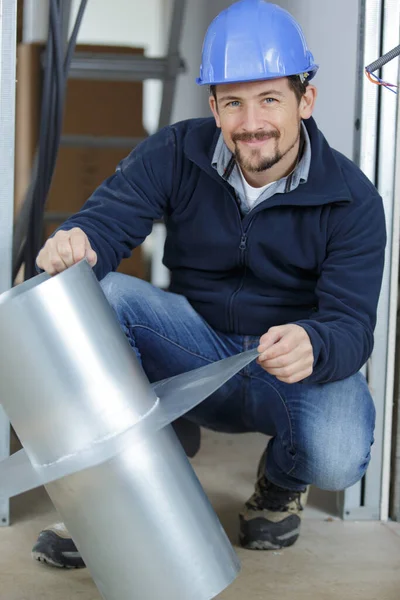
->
xmin=238 ymin=137 xmax=274 ymax=147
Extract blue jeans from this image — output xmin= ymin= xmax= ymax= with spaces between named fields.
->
xmin=100 ymin=273 xmax=376 ymax=493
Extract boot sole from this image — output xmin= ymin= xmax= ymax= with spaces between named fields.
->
xmin=239 ymin=515 xmax=301 ymax=551
xmin=239 ymin=532 xmax=300 ymax=551
xmin=32 ymin=531 xmax=85 ymax=569
xmin=32 ymin=551 xmax=84 ymax=569
xmin=240 ymin=537 xmax=282 ymax=550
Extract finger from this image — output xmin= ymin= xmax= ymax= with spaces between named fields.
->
xmin=84 ymin=237 xmax=98 ymax=266
xmin=69 ymin=229 xmax=87 ymax=263
xmin=258 ymin=335 xmax=298 ymax=361
xmin=257 ymin=346 xmax=303 ymax=369
xmin=36 ymin=248 xmax=46 ymax=271
xmin=258 ymin=326 xmax=285 ymax=353
xmin=276 ymin=366 xmax=313 ymax=384
xmin=259 ymin=337 xmax=313 ymax=363
xmin=36 ymin=240 xmax=65 ymax=275
xmin=263 ymin=359 xmax=313 ymax=384
xmin=55 ymin=234 xmax=76 ymax=268
xmin=46 ymin=242 xmax=69 ymax=275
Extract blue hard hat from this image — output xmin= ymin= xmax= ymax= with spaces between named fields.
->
xmin=197 ymin=0 xmax=319 ymax=86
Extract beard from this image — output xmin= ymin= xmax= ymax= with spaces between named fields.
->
xmin=232 ymin=127 xmax=300 ymax=174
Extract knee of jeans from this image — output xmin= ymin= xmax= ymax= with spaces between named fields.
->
xmin=100 ymin=272 xmax=150 ymax=313
xmin=291 ymin=375 xmax=375 ymax=491
xmin=100 ymin=272 xmax=131 ymax=303
xmin=296 ymin=432 xmax=373 ymax=491
xmin=313 ymin=448 xmax=371 ymax=491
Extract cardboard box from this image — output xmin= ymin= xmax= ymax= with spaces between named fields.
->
xmin=61 ymin=44 xmax=148 ymax=137
xmin=47 ymin=146 xmax=132 ymax=213
xmin=14 ymin=43 xmax=42 ymax=218
xmin=48 ymin=43 xmax=148 ymax=279
xmin=14 ymin=42 xmax=149 ymax=280
xmin=46 ymin=145 xmax=147 ymax=280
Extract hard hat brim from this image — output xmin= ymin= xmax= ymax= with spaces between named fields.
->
xmin=196 ymin=66 xmax=319 ymax=87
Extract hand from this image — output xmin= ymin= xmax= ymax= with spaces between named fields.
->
xmin=257 ymin=324 xmax=314 ymax=384
xmin=36 ymin=228 xmax=97 ymax=275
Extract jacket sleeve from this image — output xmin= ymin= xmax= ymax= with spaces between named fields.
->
xmin=52 ymin=127 xmax=176 ymax=280
xmin=296 ymin=193 xmax=387 ymax=383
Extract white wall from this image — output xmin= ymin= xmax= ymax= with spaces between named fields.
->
xmin=276 ymin=0 xmax=359 ymax=159
xmin=170 ymin=0 xmax=233 ymax=123
xmin=169 ymin=0 xmax=210 ymax=124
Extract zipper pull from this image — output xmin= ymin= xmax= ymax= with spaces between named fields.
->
xmin=239 ymin=235 xmax=247 ymax=251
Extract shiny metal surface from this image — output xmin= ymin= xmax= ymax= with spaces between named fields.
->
xmin=47 ymin=427 xmax=240 ymax=600
xmin=1 ymin=345 xmax=258 ymax=498
xmin=0 ymin=260 xmax=240 ymax=599
xmin=0 ymin=262 xmax=156 ymax=468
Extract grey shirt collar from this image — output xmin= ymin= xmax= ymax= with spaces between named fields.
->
xmin=211 ymin=121 xmax=312 ymax=214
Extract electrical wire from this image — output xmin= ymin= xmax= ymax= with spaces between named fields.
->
xmin=24 ymin=0 xmax=88 ymax=280
xmin=13 ymin=0 xmax=88 ymax=281
xmin=365 ymin=43 xmax=400 ymax=94
xmin=365 ymin=70 xmax=398 ymax=94
xmin=25 ymin=3 xmax=57 ymax=279
xmin=366 ymin=44 xmax=400 ymax=73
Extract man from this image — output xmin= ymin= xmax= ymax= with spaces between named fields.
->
xmin=32 ymin=0 xmax=385 ymax=569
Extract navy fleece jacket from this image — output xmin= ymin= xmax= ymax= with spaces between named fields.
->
xmin=56 ymin=117 xmax=387 ymax=384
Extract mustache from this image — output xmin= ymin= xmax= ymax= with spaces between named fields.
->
xmin=232 ymin=130 xmax=280 ymax=143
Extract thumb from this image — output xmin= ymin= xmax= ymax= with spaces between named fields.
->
xmin=258 ymin=326 xmax=286 ymax=352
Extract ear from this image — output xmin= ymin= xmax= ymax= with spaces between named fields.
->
xmin=299 ymin=84 xmax=317 ymax=119
xmin=209 ymin=95 xmax=221 ymax=128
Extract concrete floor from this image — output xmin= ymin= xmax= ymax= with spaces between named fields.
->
xmin=1 ymin=430 xmax=400 ymax=600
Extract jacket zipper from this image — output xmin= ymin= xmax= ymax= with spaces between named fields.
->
xmin=239 ymin=234 xmax=247 ymax=254
xmin=228 ymin=205 xmax=256 ymax=330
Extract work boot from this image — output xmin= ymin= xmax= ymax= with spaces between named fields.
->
xmin=32 ymin=523 xmax=84 ymax=568
xmin=172 ymin=417 xmax=201 ymax=458
xmin=239 ymin=450 xmax=309 ymax=550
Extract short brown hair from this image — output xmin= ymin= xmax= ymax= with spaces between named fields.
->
xmin=209 ymin=74 xmax=309 ymax=105
xmin=287 ymin=75 xmax=309 ymax=103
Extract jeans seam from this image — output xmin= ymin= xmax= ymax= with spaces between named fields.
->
xmin=242 ymin=376 xmax=253 ymax=430
xmin=128 ymin=324 xmax=216 ymax=364
xmin=250 ymin=373 xmax=297 ymax=475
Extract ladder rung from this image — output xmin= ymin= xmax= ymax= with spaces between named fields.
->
xmin=60 ymin=135 xmax=145 ymax=149
xmin=67 ymin=52 xmax=185 ymax=82
xmin=44 ymin=212 xmax=76 ymax=223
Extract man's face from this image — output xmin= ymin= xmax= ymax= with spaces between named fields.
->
xmin=209 ymin=78 xmax=316 ymax=175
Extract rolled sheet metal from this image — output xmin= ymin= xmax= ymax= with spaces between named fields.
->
xmin=0 ymin=260 xmax=259 ymax=600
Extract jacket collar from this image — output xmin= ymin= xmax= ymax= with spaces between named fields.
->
xmin=183 ymin=117 xmax=353 ymax=208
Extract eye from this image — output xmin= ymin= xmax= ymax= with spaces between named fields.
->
xmin=263 ymin=97 xmax=277 ymax=104
xmin=227 ymin=100 xmax=241 ymax=108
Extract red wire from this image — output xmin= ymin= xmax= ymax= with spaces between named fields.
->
xmin=365 ymin=70 xmax=398 ymax=89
